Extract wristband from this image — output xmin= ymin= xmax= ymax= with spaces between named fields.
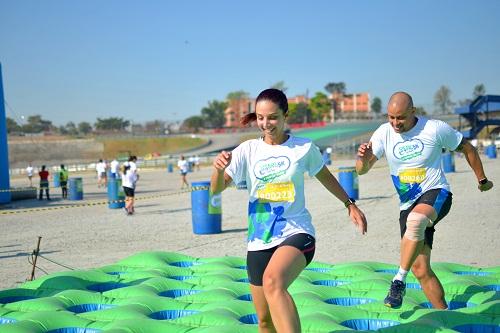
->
xmin=344 ymin=198 xmax=356 ymax=208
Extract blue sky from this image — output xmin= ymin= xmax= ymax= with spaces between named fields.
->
xmin=1 ymin=0 xmax=500 ymax=126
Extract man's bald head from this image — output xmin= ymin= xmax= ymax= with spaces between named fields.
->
xmin=388 ymin=92 xmax=414 ymax=111
xmin=386 ymin=91 xmax=417 ymax=133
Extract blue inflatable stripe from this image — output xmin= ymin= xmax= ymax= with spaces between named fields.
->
xmin=0 ymin=317 xmax=16 ymax=324
xmin=312 ymin=280 xmax=349 ymax=287
xmin=149 ymin=310 xmax=200 ymax=320
xmin=170 ymin=276 xmax=193 ymax=281
xmin=159 ymin=289 xmax=201 ymax=298
xmin=406 ymin=282 xmax=422 ymax=290
xmin=340 ymin=319 xmax=400 ymax=330
xmin=237 ymin=278 xmax=250 ymax=283
xmin=325 ymin=297 xmax=376 ymax=306
xmin=0 ymin=296 xmax=35 ymax=304
xmin=454 ymin=271 xmax=492 ymax=276
xmin=304 ymin=267 xmax=331 ymax=272
xmin=239 ymin=314 xmax=258 ymax=324
xmin=87 ymin=282 xmax=129 ymax=292
xmin=237 ymin=294 xmax=253 ymax=301
xmin=453 ymin=324 xmax=500 ymax=333
xmin=420 ymin=301 xmax=475 ymax=310
xmin=236 ymin=265 xmax=247 ymax=270
xmin=67 ymin=304 xmax=116 ymax=314
xmin=484 ymin=285 xmax=500 ymax=292
xmin=47 ymin=329 xmax=101 ymax=333
xmin=170 ymin=261 xmax=196 ymax=267
xmin=375 ymin=269 xmax=398 ymax=274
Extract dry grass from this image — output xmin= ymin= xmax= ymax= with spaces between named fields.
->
xmin=100 ymin=137 xmax=207 ymax=158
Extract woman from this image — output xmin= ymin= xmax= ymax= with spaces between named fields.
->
xmin=210 ymin=88 xmax=368 ymax=332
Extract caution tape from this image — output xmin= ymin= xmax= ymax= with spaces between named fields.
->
xmin=0 ymin=185 xmax=243 ymax=215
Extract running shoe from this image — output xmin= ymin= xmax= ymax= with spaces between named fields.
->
xmin=384 ymin=280 xmax=406 ymax=308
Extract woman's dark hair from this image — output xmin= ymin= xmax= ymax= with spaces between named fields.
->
xmin=241 ymin=88 xmax=288 ymax=126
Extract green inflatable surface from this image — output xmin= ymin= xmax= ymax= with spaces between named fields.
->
xmin=0 ymin=252 xmax=498 ymax=332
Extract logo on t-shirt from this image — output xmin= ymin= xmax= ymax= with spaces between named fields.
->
xmin=253 ymin=156 xmax=291 ymax=182
xmin=393 ymin=139 xmax=424 ymax=161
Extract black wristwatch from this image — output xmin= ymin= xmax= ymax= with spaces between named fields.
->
xmin=344 ymin=198 xmax=356 ymax=208
xmin=479 ymin=178 xmax=488 ymax=185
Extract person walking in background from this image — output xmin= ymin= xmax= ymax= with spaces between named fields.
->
xmin=178 ymin=155 xmax=190 ymax=189
xmin=356 ymin=91 xmax=493 ymax=309
xmin=211 ymin=88 xmax=367 ymax=332
xmin=110 ymin=158 xmax=120 ymax=179
xmin=194 ymin=155 xmax=201 ymax=171
xmin=96 ymin=159 xmax=107 ymax=188
xmin=38 ymin=165 xmax=50 ymax=200
xmin=121 ymin=156 xmax=139 ymax=215
xmin=26 ymin=163 xmax=34 ymax=187
xmin=59 ymin=164 xmax=69 ymax=199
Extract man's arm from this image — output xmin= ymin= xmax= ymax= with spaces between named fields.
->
xmin=454 ymin=138 xmax=493 ymax=191
xmin=355 ymin=142 xmax=378 ymax=175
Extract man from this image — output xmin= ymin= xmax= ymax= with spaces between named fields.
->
xmin=110 ymin=158 xmax=120 ymax=179
xmin=59 ymin=164 xmax=69 ymax=199
xmin=356 ymin=92 xmax=493 ymax=309
xmin=26 ymin=163 xmax=34 ymax=186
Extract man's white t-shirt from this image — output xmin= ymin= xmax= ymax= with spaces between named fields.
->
xmin=225 ymin=135 xmax=324 ymax=251
xmin=110 ymin=160 xmax=119 ymax=174
xmin=178 ymin=159 xmax=189 ymax=173
xmin=122 ymin=168 xmax=138 ymax=189
xmin=370 ymin=117 xmax=463 ymax=210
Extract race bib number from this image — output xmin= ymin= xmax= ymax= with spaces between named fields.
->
xmin=256 ymin=182 xmax=295 ymax=203
xmin=398 ymin=168 xmax=426 ymax=183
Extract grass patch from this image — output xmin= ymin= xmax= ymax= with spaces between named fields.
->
xmin=100 ymin=137 xmax=207 ymax=158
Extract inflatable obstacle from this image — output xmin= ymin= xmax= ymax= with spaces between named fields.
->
xmin=0 ymin=251 xmax=498 ymax=332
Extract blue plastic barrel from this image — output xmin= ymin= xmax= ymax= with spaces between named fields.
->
xmin=167 ymin=163 xmax=173 ymax=173
xmin=486 ymin=144 xmax=497 ymax=159
xmin=441 ymin=152 xmax=455 ymax=173
xmin=191 ymin=181 xmax=221 ymax=234
xmin=322 ymin=151 xmax=332 ymax=166
xmin=107 ymin=178 xmax=125 ymax=209
xmin=53 ymin=172 xmax=60 ymax=187
xmin=338 ymin=167 xmax=359 ymax=200
xmin=69 ymin=177 xmax=83 ymax=200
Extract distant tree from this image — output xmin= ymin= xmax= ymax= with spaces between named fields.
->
xmin=270 ymin=81 xmax=288 ymax=93
xmin=58 ymin=125 xmax=68 ymax=135
xmin=144 ymin=120 xmax=166 ymax=134
xmin=458 ymin=98 xmax=472 ymax=107
xmin=433 ymin=85 xmax=454 ymax=114
xmin=414 ymin=106 xmax=427 ymax=116
xmin=201 ymin=100 xmax=227 ymax=128
xmin=324 ymin=82 xmax=346 ymax=116
xmin=95 ymin=117 xmax=130 ymax=131
xmin=473 ymin=84 xmax=486 ymax=99
xmin=324 ymin=82 xmax=346 ymax=96
xmin=371 ymin=97 xmax=382 ymax=114
xmin=309 ymin=92 xmax=331 ymax=122
xmin=182 ymin=116 xmax=204 ymax=133
xmin=226 ymin=90 xmax=249 ymax=101
xmin=21 ymin=115 xmax=53 ymax=133
xmin=6 ymin=117 xmax=21 ymax=133
xmin=65 ymin=121 xmax=78 ymax=136
xmin=288 ymin=102 xmax=311 ymax=124
xmin=78 ymin=122 xmax=92 ymax=135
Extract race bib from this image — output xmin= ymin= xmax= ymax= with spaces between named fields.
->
xmin=398 ymin=168 xmax=426 ymax=184
xmin=256 ymin=182 xmax=295 ymax=203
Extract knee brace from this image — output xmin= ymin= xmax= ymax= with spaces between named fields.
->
xmin=404 ymin=212 xmax=433 ymax=241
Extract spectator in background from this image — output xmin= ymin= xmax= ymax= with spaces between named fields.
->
xmin=110 ymin=158 xmax=120 ymax=179
xmin=121 ymin=156 xmax=139 ymax=215
xmin=38 ymin=165 xmax=50 ymax=200
xmin=26 ymin=163 xmax=34 ymax=187
xmin=59 ymin=164 xmax=69 ymax=199
xmin=177 ymin=155 xmax=190 ymax=189
xmin=96 ymin=159 xmax=107 ymax=188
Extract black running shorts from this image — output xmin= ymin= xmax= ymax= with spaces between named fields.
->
xmin=246 ymin=233 xmax=316 ymax=286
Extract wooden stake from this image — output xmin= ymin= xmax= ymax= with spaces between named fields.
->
xmin=28 ymin=236 xmax=42 ymax=281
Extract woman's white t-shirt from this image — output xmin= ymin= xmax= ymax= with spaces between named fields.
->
xmin=225 ymin=135 xmax=324 ymax=251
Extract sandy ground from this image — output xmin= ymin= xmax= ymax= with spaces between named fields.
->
xmin=1 ymin=155 xmax=499 ymax=290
